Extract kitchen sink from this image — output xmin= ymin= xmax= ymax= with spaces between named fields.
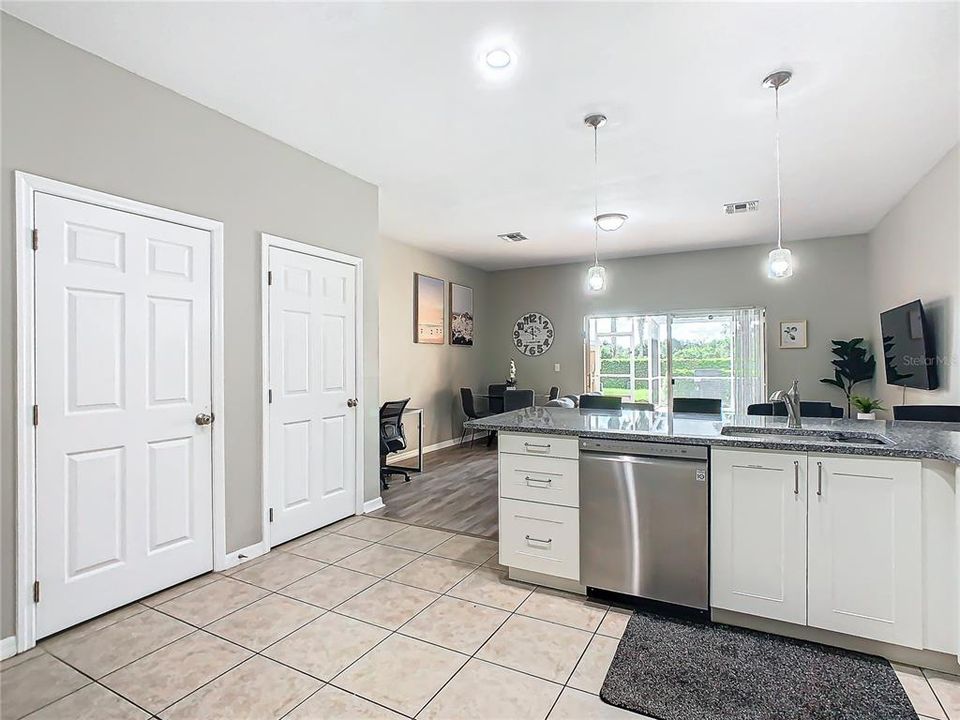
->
xmin=720 ymin=427 xmax=895 ymax=446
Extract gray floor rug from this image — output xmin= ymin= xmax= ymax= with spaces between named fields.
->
xmin=599 ymin=610 xmax=917 ymax=720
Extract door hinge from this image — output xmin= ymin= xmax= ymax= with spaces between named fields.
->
xmin=32 ymin=405 xmax=39 ymax=426
xmin=269 ymin=508 xmax=274 ymax=523
xmin=33 ymin=581 xmax=40 ymax=603
xmin=268 ymin=389 xmax=273 ymax=404
xmin=31 ymin=228 xmax=39 ymax=251
xmin=267 ymin=270 xmax=273 ymax=286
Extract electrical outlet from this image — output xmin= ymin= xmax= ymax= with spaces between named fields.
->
xmin=554 ymin=363 xmax=561 ymax=372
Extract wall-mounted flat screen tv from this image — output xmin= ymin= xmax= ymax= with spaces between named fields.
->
xmin=879 ymin=299 xmax=939 ymax=390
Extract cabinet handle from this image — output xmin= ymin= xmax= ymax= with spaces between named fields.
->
xmin=525 ymin=535 xmax=552 ymax=545
xmin=816 ymin=461 xmax=823 ymax=496
xmin=794 ymin=460 xmax=799 ymax=495
xmin=524 ymin=476 xmax=552 ymax=487
xmin=524 ymin=442 xmax=552 ymax=451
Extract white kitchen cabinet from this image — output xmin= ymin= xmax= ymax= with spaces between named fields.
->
xmin=499 ymin=497 xmax=580 ymax=581
xmin=711 ymin=449 xmax=808 ymax=624
xmin=807 ymin=454 xmax=923 ymax=648
xmin=497 ymin=432 xmax=581 ymax=585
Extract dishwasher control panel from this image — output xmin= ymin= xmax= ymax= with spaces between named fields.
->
xmin=578 ymin=438 xmax=709 ymax=461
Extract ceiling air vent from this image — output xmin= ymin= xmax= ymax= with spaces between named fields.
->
xmin=498 ymin=232 xmax=528 ymax=243
xmin=724 ymin=200 xmax=759 ymax=215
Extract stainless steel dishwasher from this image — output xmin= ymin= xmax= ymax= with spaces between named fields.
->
xmin=579 ymin=438 xmax=709 ymax=610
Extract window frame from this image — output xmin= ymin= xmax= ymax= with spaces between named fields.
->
xmin=584 ymin=306 xmax=767 ymax=413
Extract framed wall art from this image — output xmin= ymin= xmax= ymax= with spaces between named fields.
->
xmin=414 ymin=273 xmax=444 ymax=344
xmin=779 ymin=320 xmax=807 ymax=349
xmin=449 ymin=282 xmax=474 ymax=346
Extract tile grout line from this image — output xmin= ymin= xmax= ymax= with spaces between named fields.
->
xmin=919 ymin=667 xmax=952 ymax=720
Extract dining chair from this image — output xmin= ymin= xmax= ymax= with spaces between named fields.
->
xmin=503 ymin=389 xmax=535 ymax=412
xmin=459 ymin=388 xmax=491 ymax=447
xmin=487 ymin=383 xmax=507 ymax=414
xmin=548 ymin=385 xmax=561 ymax=401
xmin=892 ymin=405 xmax=960 ymax=422
xmin=748 ymin=401 xmax=841 ymax=418
xmin=579 ymin=395 xmax=622 ymax=410
xmin=673 ymin=397 xmax=722 ymax=414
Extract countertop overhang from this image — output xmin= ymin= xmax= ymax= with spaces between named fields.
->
xmin=465 ymin=407 xmax=960 ymax=465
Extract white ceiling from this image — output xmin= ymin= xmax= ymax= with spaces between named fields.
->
xmin=5 ymin=2 xmax=958 ymax=270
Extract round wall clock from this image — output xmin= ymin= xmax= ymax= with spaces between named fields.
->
xmin=513 ymin=312 xmax=555 ymax=356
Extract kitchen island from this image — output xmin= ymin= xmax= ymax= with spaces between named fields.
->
xmin=465 ymin=407 xmax=960 ymax=670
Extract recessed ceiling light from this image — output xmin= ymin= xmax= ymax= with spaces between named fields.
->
xmin=485 ymin=48 xmax=512 ymax=69
xmin=594 ymin=213 xmax=628 ymax=232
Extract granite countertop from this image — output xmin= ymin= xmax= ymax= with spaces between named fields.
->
xmin=465 ymin=407 xmax=960 ymax=465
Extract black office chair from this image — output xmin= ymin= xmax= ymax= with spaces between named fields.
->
xmin=748 ymin=401 xmax=842 ymax=419
xmin=459 ymin=388 xmax=491 ymax=446
xmin=503 ymin=389 xmax=535 ymax=411
xmin=579 ymin=394 xmax=623 ymax=410
xmin=673 ymin=397 xmax=722 ymax=414
xmin=548 ymin=386 xmax=561 ymax=401
xmin=893 ymin=405 xmax=960 ymax=423
xmin=380 ymin=398 xmax=410 ymax=490
xmin=488 ymin=384 xmax=507 ymax=414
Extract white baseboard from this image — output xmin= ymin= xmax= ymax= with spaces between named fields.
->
xmin=218 ymin=539 xmax=269 ymax=572
xmin=363 ymin=497 xmax=385 ymax=513
xmin=1 ymin=636 xmax=17 ymax=660
xmin=391 ymin=436 xmax=464 ymax=462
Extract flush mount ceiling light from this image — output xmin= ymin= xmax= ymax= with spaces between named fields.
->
xmin=594 ymin=212 xmax=628 ymax=232
xmin=584 ymin=113 xmax=608 ymax=292
xmin=763 ymin=69 xmax=794 ymax=279
xmin=484 ymin=48 xmax=512 ymax=69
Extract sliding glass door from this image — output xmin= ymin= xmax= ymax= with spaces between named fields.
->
xmin=586 ymin=308 xmax=765 ymax=414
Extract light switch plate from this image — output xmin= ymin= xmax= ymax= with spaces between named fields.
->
xmin=554 ymin=363 xmax=561 ymax=372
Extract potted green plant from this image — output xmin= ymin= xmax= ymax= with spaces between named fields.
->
xmin=851 ymin=395 xmax=885 ymax=421
xmin=819 ymin=338 xmax=876 ymax=418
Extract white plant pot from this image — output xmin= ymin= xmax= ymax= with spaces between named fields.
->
xmin=857 ymin=412 xmax=877 ymax=421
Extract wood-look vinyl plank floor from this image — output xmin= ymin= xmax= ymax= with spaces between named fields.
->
xmin=371 ymin=441 xmax=499 ymax=539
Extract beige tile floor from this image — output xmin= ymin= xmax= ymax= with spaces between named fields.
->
xmin=2 ymin=515 xmax=958 ymax=720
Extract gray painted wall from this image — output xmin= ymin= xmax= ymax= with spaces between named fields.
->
xmin=1 ymin=17 xmax=380 ymax=638
xmin=869 ymin=145 xmax=959 ymax=411
xmin=378 ymin=237 xmax=493 ymax=446
xmin=486 ymin=235 xmax=873 ymax=408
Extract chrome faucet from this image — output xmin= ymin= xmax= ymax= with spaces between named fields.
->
xmin=770 ymin=379 xmax=802 ymax=428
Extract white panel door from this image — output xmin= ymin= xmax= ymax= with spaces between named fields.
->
xmin=807 ymin=454 xmax=922 ymax=647
xmin=268 ymin=246 xmax=357 ymax=545
xmin=711 ymin=449 xmax=807 ymax=624
xmin=34 ymin=193 xmax=214 ymax=638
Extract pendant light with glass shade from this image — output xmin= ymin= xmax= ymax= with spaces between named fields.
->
xmin=585 ymin=113 xmax=608 ymax=292
xmin=764 ymin=70 xmax=793 ymax=279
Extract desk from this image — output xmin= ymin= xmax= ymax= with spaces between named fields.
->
xmin=384 ymin=407 xmax=423 ymax=473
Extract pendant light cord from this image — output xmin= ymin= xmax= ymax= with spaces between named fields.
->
xmin=593 ymin=123 xmax=600 ymax=266
xmin=774 ymin=84 xmax=783 ymax=251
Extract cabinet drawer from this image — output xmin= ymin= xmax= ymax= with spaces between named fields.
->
xmin=499 ymin=498 xmax=579 ymax=581
xmin=499 ymin=433 xmax=578 ymax=460
xmin=499 ymin=454 xmax=579 ymax=507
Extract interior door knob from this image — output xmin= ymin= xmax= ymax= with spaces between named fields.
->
xmin=347 ymin=399 xmax=357 ymax=408
xmin=195 ymin=413 xmax=214 ymax=426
